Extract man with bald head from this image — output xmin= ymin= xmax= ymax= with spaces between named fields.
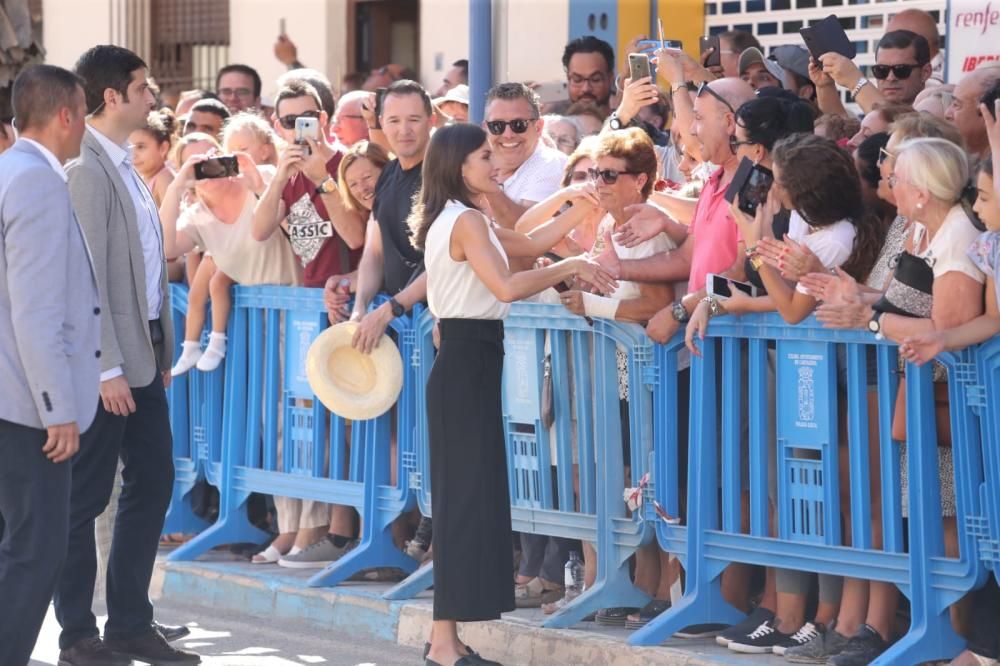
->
xmin=887 ymin=9 xmax=943 ymax=80
xmin=331 ymin=90 xmax=370 ymax=147
xmin=947 ymin=64 xmax=1000 ymax=158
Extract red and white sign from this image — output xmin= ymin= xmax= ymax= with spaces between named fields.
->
xmin=948 ymin=0 xmax=1000 ymax=81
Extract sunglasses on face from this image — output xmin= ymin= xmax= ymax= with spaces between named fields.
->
xmin=588 ymin=167 xmax=640 ymax=184
xmin=871 ymin=63 xmax=921 ymax=80
xmin=878 ymin=146 xmax=895 ymax=166
xmin=485 ymin=118 xmax=536 ymax=135
xmin=697 ymin=81 xmax=736 ymax=115
xmin=277 ymin=109 xmax=321 ymax=130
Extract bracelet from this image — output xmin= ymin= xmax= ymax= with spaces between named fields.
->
xmin=749 ymin=253 xmax=765 ymax=271
xmin=745 ymin=244 xmax=758 ymax=257
xmin=701 ymin=295 xmax=724 ymax=318
xmin=851 ymin=78 xmax=870 ymax=98
xmin=670 ymin=82 xmax=688 ymax=93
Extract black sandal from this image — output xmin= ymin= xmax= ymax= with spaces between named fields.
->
xmin=595 ymin=606 xmax=640 ymax=627
xmin=625 ymin=599 xmax=671 ymax=629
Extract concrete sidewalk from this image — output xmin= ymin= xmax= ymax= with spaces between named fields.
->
xmin=152 ymin=550 xmax=787 ymax=666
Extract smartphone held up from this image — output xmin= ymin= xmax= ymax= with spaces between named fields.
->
xmin=194 ymin=156 xmax=239 ymax=180
xmin=294 ymin=115 xmax=320 ymax=156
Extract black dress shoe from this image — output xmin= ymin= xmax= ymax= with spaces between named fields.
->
xmin=104 ymin=629 xmax=201 ymax=664
xmin=57 ymin=636 xmax=131 ymax=666
xmin=422 ymin=642 xmax=479 ymax=659
xmin=153 ymin=621 xmax=191 ymax=642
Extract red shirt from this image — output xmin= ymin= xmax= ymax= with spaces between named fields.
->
xmin=688 ymin=168 xmax=739 ymax=292
xmin=281 ymin=151 xmax=363 ymax=288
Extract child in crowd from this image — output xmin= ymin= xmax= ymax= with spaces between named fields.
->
xmin=166 ymin=117 xmax=291 ymax=376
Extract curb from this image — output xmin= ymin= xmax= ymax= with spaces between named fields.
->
xmin=153 ymin=557 xmax=783 ymax=665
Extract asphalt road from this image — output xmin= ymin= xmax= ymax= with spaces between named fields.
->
xmin=29 ymin=597 xmax=423 ymax=666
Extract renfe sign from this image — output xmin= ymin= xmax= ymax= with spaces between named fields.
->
xmin=948 ymin=0 xmax=1000 ymax=80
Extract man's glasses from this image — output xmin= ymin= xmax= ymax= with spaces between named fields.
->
xmin=878 ymin=147 xmax=894 ymax=166
xmin=697 ymin=81 xmax=736 ymax=114
xmin=588 ymin=167 xmax=640 ymax=184
xmin=218 ymin=87 xmax=254 ymax=99
xmin=277 ymin=109 xmax=321 ymax=130
xmin=569 ymin=73 xmax=608 ymax=87
xmin=485 ymin=118 xmax=536 ymax=135
xmin=871 ymin=64 xmax=921 ymax=80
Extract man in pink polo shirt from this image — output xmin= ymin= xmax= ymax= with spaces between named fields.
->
xmin=594 ymin=67 xmax=755 ymax=344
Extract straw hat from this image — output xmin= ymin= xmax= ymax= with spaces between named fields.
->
xmin=305 ymin=322 xmax=404 ymax=421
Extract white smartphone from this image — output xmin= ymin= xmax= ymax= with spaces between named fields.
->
xmin=534 ymin=80 xmax=568 ymax=105
xmin=294 ymin=116 xmax=320 ymax=156
xmin=707 ymin=273 xmax=759 ymax=299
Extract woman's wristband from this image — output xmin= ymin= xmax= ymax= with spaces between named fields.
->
xmin=582 ymin=292 xmax=621 ymax=320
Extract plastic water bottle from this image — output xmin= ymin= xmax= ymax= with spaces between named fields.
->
xmin=336 ymin=278 xmax=351 ymax=295
xmin=564 ymin=552 xmax=584 ymax=600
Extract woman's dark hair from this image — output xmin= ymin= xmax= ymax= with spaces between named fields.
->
xmin=734 ymin=96 xmax=814 ymax=152
xmin=773 ymin=133 xmax=883 ymax=281
xmin=409 ymin=123 xmax=488 ymax=250
xmin=855 ymin=131 xmax=889 ymax=189
xmin=140 ymin=109 xmax=178 ymax=145
xmin=982 ymin=155 xmax=994 ymax=178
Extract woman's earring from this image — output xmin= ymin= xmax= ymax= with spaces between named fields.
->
xmin=916 ymin=202 xmax=924 ymax=210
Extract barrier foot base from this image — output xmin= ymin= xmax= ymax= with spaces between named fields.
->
xmin=628 ymin=579 xmax=744 ymax=646
xmin=166 ymin=511 xmax=269 ymax=562
xmin=542 ymin=569 xmax=650 ymax=629
xmin=307 ymin=530 xmax=418 ymax=587
xmin=871 ymin=612 xmax=965 ymax=666
xmin=383 ymin=561 xmax=434 ymax=600
xmin=162 ymin=490 xmax=212 ymax=537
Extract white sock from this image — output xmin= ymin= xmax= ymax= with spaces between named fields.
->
xmin=195 ymin=332 xmax=227 ymax=371
xmin=170 ymin=340 xmax=202 ymax=377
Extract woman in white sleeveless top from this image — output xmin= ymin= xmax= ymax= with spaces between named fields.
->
xmin=409 ymin=124 xmax=616 ymax=666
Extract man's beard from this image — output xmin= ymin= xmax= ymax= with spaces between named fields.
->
xmin=572 ymin=92 xmax=610 ymax=108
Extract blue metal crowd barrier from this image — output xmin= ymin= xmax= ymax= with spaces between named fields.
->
xmin=167 ymin=286 xmax=419 ymax=587
xmin=976 ymin=340 xmax=1000 ymax=576
xmin=632 ymin=314 xmax=993 ymax=665
xmin=385 ymin=302 xmax=687 ymax=630
xmin=163 ymin=283 xmax=224 ymax=536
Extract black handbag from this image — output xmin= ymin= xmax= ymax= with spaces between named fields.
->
xmin=872 ymin=250 xmax=934 ymax=318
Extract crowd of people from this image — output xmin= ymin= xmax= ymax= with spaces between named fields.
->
xmin=2 ymin=9 xmax=1000 ymax=666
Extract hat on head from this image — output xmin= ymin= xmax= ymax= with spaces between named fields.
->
xmin=306 ymin=322 xmax=404 ymax=421
xmin=434 ymin=84 xmax=470 ymax=107
xmin=770 ymin=45 xmax=811 ymax=80
xmin=738 ymin=47 xmax=786 ymax=88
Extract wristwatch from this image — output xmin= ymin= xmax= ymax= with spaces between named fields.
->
xmin=388 ymin=297 xmax=406 ymax=318
xmin=315 ymin=176 xmax=337 ymax=195
xmin=608 ymin=114 xmax=628 ymax=131
xmin=670 ymin=82 xmax=688 ymax=93
xmin=749 ymin=252 xmax=765 ymax=271
xmin=868 ymin=311 xmax=884 ymax=338
xmin=670 ymin=300 xmax=690 ymax=323
xmin=851 ymin=78 xmax=871 ymax=99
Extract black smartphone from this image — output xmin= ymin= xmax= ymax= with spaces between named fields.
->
xmin=700 ymin=35 xmax=722 ymax=69
xmin=194 ymin=156 xmax=239 ymax=180
xmin=800 ymin=15 xmax=857 ymax=64
xmin=724 ymin=157 xmax=774 ymax=216
xmin=372 ymin=86 xmax=387 ymax=130
xmin=628 ymin=53 xmax=652 ymax=82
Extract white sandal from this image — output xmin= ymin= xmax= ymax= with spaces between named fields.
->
xmin=251 ymin=544 xmax=283 ymax=564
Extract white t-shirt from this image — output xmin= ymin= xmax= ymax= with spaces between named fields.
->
xmin=914 ymin=204 xmax=986 ymax=283
xmin=788 ymin=210 xmax=856 ymax=294
xmin=501 ymin=142 xmax=568 ymax=206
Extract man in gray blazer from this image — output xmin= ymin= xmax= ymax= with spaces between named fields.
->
xmin=0 ymin=65 xmax=99 ymax=666
xmin=51 ymin=46 xmax=199 ymax=666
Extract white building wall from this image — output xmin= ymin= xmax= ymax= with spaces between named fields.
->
xmin=42 ymin=0 xmax=113 ymax=69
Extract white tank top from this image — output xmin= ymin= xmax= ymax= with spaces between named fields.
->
xmin=425 ymin=200 xmax=511 ymax=320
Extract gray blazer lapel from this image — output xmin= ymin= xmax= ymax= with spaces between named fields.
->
xmin=83 ymin=131 xmax=149 ymax=321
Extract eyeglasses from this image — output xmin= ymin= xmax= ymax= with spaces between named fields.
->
xmin=569 ymin=73 xmax=608 ymax=87
xmin=588 ymin=167 xmax=640 ymax=184
xmin=697 ymin=81 xmax=736 ymax=115
xmin=878 ymin=147 xmax=895 ymax=166
xmin=871 ymin=64 xmax=922 ymax=80
xmin=730 ymin=137 xmax=756 ymax=151
xmin=569 ymin=170 xmax=590 ymax=183
xmin=485 ymin=118 xmax=536 ymax=135
xmin=218 ymin=87 xmax=254 ymax=99
xmin=277 ymin=109 xmax=321 ymax=130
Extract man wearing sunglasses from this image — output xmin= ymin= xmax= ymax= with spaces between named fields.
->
xmin=821 ymin=30 xmax=931 ymax=112
xmin=252 ymin=80 xmax=365 ymax=290
xmin=482 ymin=82 xmax=567 ymax=230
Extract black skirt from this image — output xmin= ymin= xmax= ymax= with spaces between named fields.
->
xmin=428 ymin=318 xmax=515 ymax=621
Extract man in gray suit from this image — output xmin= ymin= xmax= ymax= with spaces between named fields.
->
xmin=0 ymin=64 xmax=99 ymax=666
xmin=51 ymin=46 xmax=199 ymax=666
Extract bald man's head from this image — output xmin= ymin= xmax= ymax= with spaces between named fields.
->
xmin=946 ymin=64 xmax=1000 ymax=156
xmin=887 ymin=9 xmax=940 ymax=57
xmin=692 ymin=78 xmax=756 ymax=165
